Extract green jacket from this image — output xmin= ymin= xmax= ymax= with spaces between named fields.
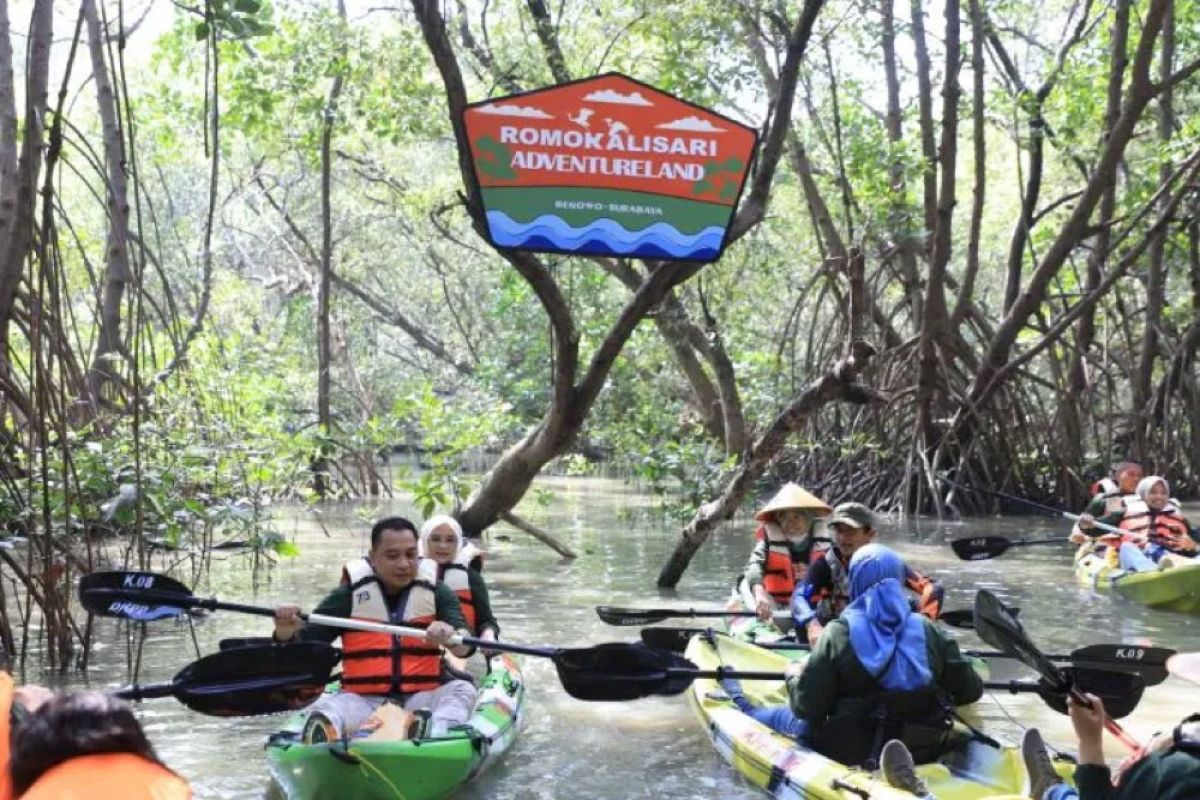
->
xmin=1075 ymin=748 xmax=1200 ymax=800
xmin=786 ymin=616 xmax=983 ymax=726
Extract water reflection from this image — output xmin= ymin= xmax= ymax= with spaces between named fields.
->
xmin=32 ymin=477 xmax=1200 ymax=798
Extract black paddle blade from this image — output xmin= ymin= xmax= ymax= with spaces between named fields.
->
xmin=951 ymin=536 xmax=1009 ymax=560
xmin=219 ymin=637 xmax=276 ymax=651
xmin=1036 ymin=667 xmax=1145 ymax=720
xmin=595 ymin=606 xmax=671 ymax=626
xmin=942 ymin=605 xmax=1019 ymax=630
xmin=640 ymin=627 xmax=702 ymax=653
xmin=170 ymin=642 xmax=338 ymax=716
xmin=1072 ymin=645 xmax=1173 ymax=687
xmin=79 ymin=571 xmax=193 ymax=621
xmin=554 ymin=643 xmax=698 ymax=701
xmin=974 ymin=590 xmax=1067 ymax=688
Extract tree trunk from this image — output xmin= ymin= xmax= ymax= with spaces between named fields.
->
xmin=314 ymin=0 xmax=347 ymax=497
xmin=1133 ymin=0 xmax=1174 ymax=452
xmin=879 ymin=0 xmax=924 ymax=322
xmin=909 ymin=0 xmax=937 ymax=254
xmin=1064 ymin=0 xmax=1129 ymax=462
xmin=82 ymin=0 xmax=132 ymax=410
xmin=0 ymin=0 xmax=17 ymax=225
xmin=0 ymin=0 xmax=52 ymax=348
xmin=953 ymin=0 xmax=985 ymax=327
xmin=914 ymin=0 xmax=959 ymax=471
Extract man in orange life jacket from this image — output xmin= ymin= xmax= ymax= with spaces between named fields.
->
xmin=791 ymin=503 xmax=943 ymax=645
xmin=1070 ymin=461 xmax=1143 ymax=544
xmin=1077 ymin=475 xmax=1197 ymax=572
xmin=273 ymin=516 xmax=476 ymax=741
xmin=739 ymin=483 xmax=832 ymax=624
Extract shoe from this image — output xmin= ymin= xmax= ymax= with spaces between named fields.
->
xmin=408 ymin=709 xmax=432 ymax=740
xmin=1021 ymin=728 xmax=1063 ymax=800
xmin=302 ymin=712 xmax=338 ymax=744
xmin=704 ymin=686 xmax=730 ymax=701
xmin=880 ymin=739 xmax=930 ymax=797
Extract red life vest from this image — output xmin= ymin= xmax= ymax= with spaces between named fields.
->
xmin=1116 ymin=497 xmax=1197 ymax=555
xmin=438 ymin=542 xmax=481 ymax=633
xmin=20 ymin=753 xmax=190 ymax=800
xmin=339 ymin=557 xmax=443 ymax=696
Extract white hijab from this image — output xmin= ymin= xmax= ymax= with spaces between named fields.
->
xmin=418 ymin=514 xmax=463 ymax=561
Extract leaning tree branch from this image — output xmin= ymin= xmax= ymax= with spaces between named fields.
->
xmin=497 ymin=510 xmax=577 ymax=559
xmin=657 ymin=340 xmax=885 ymax=587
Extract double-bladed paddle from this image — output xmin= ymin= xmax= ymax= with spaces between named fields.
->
xmin=112 ymin=641 xmax=339 ymax=716
xmin=638 ymin=626 xmax=1174 ymax=686
xmin=76 ymin=570 xmax=711 ymax=702
xmin=973 ymin=589 xmax=1144 ymax=752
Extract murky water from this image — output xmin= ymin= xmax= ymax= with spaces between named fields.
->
xmin=26 ymin=476 xmax=1200 ymax=798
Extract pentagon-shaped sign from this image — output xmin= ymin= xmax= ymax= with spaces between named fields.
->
xmin=464 ymin=73 xmax=758 ymax=262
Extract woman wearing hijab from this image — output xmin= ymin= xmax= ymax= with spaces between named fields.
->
xmin=720 ymin=544 xmax=982 ymax=795
xmin=1078 ymin=475 xmax=1197 ymax=571
xmin=418 ymin=515 xmax=499 ymax=680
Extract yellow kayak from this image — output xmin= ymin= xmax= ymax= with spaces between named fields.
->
xmin=685 ymin=633 xmax=1071 ymax=799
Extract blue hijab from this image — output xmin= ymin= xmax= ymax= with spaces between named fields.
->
xmin=842 ymin=544 xmax=932 ymax=691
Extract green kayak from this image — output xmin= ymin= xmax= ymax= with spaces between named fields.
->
xmin=1075 ymin=549 xmax=1200 ymax=614
xmin=266 ymin=653 xmax=526 ymax=800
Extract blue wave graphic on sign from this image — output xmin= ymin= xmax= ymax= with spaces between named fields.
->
xmin=486 ymin=211 xmax=726 ymax=260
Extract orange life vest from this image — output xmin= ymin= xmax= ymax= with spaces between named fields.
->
xmin=1115 ymin=497 xmax=1197 ymax=555
xmin=339 ymin=557 xmax=443 ymax=696
xmin=438 ymin=542 xmax=481 ymax=633
xmin=19 ymin=752 xmax=191 ymax=800
xmin=811 ymin=549 xmax=943 ymax=622
xmin=0 ymin=673 xmax=12 ymax=800
xmin=756 ymin=523 xmax=818 ymax=604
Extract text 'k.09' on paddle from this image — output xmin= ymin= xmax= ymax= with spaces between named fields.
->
xmin=973 ymin=589 xmax=1145 ymax=752
xmin=639 ymin=627 xmax=1171 ymax=690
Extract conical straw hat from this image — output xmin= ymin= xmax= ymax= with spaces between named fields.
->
xmin=1167 ymin=653 xmax=1200 ymax=685
xmin=755 ymin=482 xmax=832 ymax=521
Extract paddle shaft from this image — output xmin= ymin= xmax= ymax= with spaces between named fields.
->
xmin=748 ymin=639 xmax=1121 ymax=663
xmin=85 ymin=587 xmax=558 ymax=659
xmin=597 ymin=607 xmax=792 ymax=625
xmin=689 ymin=668 xmax=1068 ymax=696
xmin=939 ymin=479 xmax=1128 ymax=534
